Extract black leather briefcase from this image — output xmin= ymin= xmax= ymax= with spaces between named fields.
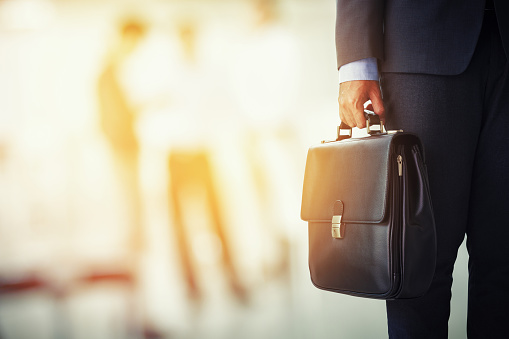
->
xmin=301 ymin=113 xmax=436 ymax=299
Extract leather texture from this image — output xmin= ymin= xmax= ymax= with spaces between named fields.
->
xmin=301 ymin=135 xmax=391 ymax=223
xmin=301 ymin=132 xmax=436 ymax=299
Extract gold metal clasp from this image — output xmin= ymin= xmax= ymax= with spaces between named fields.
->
xmin=332 ymin=215 xmax=345 ymax=239
xmin=336 ymin=124 xmax=353 ymax=141
xmin=364 ymin=110 xmax=384 ymax=135
xmin=332 ymin=200 xmax=345 ymax=239
xmin=366 ymin=119 xmax=384 ymax=135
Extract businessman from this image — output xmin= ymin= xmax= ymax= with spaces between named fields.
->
xmin=336 ymin=0 xmax=509 ymax=338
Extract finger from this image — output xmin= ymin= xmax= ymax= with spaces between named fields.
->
xmin=343 ymin=108 xmax=357 ymax=128
xmin=370 ymin=88 xmax=385 ymax=122
xmin=353 ymin=105 xmax=366 ymax=129
xmin=339 ymin=110 xmax=348 ymax=128
xmin=344 ymin=111 xmax=357 ymax=128
xmin=338 ymin=98 xmax=357 ymax=128
xmin=338 ymin=83 xmax=357 ymax=128
xmin=340 ymin=110 xmax=355 ymax=128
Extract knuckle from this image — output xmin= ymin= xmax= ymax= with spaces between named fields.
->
xmin=346 ymin=98 xmax=357 ymax=106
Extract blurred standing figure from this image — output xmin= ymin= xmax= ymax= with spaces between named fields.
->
xmin=97 ymin=18 xmax=146 ymax=256
xmin=229 ymin=0 xmax=301 ymax=281
xmin=167 ymin=20 xmax=247 ymax=304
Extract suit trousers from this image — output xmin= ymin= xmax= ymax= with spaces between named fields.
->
xmin=382 ymin=10 xmax=509 ymax=339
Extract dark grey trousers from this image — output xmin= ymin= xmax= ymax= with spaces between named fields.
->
xmin=382 ymin=10 xmax=509 ymax=339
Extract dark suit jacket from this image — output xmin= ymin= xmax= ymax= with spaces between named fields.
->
xmin=336 ymin=0 xmax=509 ymax=74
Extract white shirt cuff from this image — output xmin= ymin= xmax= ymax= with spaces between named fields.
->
xmin=338 ymin=57 xmax=379 ymax=83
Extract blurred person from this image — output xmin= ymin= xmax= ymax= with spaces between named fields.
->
xmin=97 ymin=17 xmax=146 ymax=256
xmin=97 ymin=17 xmax=167 ymax=339
xmin=229 ymin=0 xmax=302 ymax=282
xmin=231 ymin=0 xmax=299 ymax=128
xmin=166 ymin=20 xmax=248 ymax=304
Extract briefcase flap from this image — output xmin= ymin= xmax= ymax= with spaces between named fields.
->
xmin=301 ymin=134 xmax=394 ymax=223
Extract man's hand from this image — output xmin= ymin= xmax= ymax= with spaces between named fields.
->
xmin=338 ymin=80 xmax=385 ymax=128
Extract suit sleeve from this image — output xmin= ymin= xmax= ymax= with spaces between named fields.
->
xmin=336 ymin=0 xmax=384 ymax=70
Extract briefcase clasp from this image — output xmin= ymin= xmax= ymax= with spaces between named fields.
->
xmin=332 ymin=215 xmax=345 ymax=239
xmin=367 ymin=119 xmax=384 ymax=135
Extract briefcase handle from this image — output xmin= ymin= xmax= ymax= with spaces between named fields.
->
xmin=337 ymin=110 xmax=385 ymax=141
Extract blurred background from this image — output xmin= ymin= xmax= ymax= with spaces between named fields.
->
xmin=0 ymin=0 xmax=469 ymax=338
